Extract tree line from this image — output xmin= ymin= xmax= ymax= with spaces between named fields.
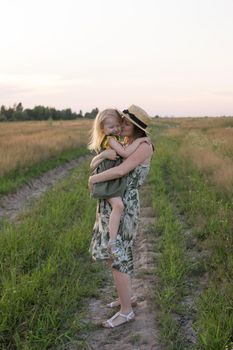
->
xmin=0 ymin=103 xmax=99 ymax=121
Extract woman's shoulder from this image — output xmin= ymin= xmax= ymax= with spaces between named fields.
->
xmin=138 ymin=141 xmax=154 ymax=154
xmin=135 ymin=142 xmax=153 ymax=166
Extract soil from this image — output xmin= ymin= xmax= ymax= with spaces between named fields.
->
xmin=0 ymin=156 xmax=89 ymax=222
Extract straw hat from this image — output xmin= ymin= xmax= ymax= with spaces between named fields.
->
xmin=118 ymin=104 xmax=152 ymax=134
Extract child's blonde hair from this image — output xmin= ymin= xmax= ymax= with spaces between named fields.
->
xmin=88 ymin=108 xmax=122 ymax=152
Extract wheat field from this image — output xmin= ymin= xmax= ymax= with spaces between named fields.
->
xmin=153 ymin=117 xmax=233 ymax=193
xmin=0 ymin=120 xmax=93 ymax=177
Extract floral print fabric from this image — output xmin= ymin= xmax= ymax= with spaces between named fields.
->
xmin=89 ymin=164 xmax=150 ymax=275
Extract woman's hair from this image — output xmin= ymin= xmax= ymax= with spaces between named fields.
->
xmin=88 ymin=108 xmax=122 ymax=152
xmin=133 ymin=126 xmax=147 ymax=139
xmin=126 ymin=123 xmax=155 ymax=152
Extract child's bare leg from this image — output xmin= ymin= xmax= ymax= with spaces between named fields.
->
xmin=108 ymin=197 xmax=124 ymax=241
xmin=107 ymin=197 xmax=124 ymax=258
xmin=95 ymin=203 xmax=99 ymax=221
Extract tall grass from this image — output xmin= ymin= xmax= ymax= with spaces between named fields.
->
xmin=150 ymin=122 xmax=233 ymax=349
xmin=159 ymin=117 xmax=233 ymax=198
xmin=149 ymin=132 xmax=189 ymax=349
xmin=0 ymin=120 xmax=93 ymax=177
xmin=0 ymin=161 xmax=104 ymax=349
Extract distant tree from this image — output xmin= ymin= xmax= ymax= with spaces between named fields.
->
xmin=16 ymin=102 xmax=23 ymax=113
xmin=4 ymin=106 xmax=15 ymax=120
xmin=84 ymin=108 xmax=99 ymax=119
xmin=0 ymin=114 xmax=7 ymax=121
xmin=0 ymin=103 xmax=99 ymax=121
xmin=0 ymin=105 xmax=7 ymax=121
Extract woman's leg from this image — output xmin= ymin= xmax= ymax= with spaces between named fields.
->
xmin=112 ymin=268 xmax=132 ymax=314
xmin=105 ymin=260 xmax=136 ymax=308
xmin=102 ymin=268 xmax=134 ymax=327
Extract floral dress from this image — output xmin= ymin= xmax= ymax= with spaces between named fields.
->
xmin=89 ymin=164 xmax=150 ymax=275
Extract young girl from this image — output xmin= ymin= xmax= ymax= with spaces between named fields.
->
xmin=88 ymin=108 xmax=148 ymax=259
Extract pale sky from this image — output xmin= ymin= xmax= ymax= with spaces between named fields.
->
xmin=0 ymin=0 xmax=233 ymax=116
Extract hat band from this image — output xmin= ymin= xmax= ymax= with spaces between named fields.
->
xmin=122 ymin=109 xmax=147 ymax=129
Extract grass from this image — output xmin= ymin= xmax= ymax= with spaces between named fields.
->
xmin=150 ymin=123 xmax=233 ymax=349
xmin=1 ymin=118 xmax=233 ymax=349
xmin=0 ymin=119 xmax=94 ymax=196
xmin=0 ymin=119 xmax=93 ymax=177
xmin=0 ymin=160 xmax=106 ymax=349
xmin=0 ymin=146 xmax=89 ymax=195
xmin=149 ymin=131 xmax=189 ymax=349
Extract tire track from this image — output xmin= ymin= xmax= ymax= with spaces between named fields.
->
xmin=0 ymin=155 xmax=89 ymax=222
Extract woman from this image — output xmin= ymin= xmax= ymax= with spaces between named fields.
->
xmin=88 ymin=104 xmax=154 ymax=328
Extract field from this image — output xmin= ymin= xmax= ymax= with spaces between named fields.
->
xmin=0 ymin=118 xmax=232 ymax=349
xmin=0 ymin=120 xmax=93 ymax=176
xmin=0 ymin=120 xmax=92 ymax=194
xmin=150 ymin=117 xmax=233 ymax=349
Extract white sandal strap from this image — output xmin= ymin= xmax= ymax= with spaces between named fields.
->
xmin=104 ymin=311 xmax=134 ymax=328
xmin=118 ymin=311 xmax=134 ymax=321
xmin=106 ymin=311 xmax=120 ymax=327
xmin=106 ymin=319 xmax=114 ymax=328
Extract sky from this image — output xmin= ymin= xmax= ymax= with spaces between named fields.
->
xmin=0 ymin=0 xmax=233 ymax=117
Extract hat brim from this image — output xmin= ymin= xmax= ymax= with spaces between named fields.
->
xmin=120 ymin=111 xmax=151 ymax=135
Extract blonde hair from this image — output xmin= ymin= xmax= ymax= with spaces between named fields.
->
xmin=88 ymin=108 xmax=122 ymax=152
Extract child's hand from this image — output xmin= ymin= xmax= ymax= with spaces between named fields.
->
xmin=102 ymin=149 xmax=118 ymax=160
xmin=139 ymin=137 xmax=151 ymax=144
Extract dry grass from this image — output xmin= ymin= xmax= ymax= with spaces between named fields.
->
xmin=180 ymin=145 xmax=233 ymax=190
xmin=159 ymin=117 xmax=233 ymax=192
xmin=0 ymin=120 xmax=92 ymax=176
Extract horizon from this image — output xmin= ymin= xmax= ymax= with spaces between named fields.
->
xmin=1 ymin=102 xmax=233 ymax=118
xmin=1 ymin=0 xmax=233 ymax=117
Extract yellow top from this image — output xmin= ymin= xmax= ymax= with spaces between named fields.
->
xmin=101 ymin=135 xmax=122 ymax=150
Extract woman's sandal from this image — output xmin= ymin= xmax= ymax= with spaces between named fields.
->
xmin=107 ymin=295 xmax=137 ymax=308
xmin=102 ymin=310 xmax=135 ymax=328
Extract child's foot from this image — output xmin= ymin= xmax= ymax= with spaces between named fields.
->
xmin=107 ymin=295 xmax=137 ymax=308
xmin=107 ymin=239 xmax=121 ymax=260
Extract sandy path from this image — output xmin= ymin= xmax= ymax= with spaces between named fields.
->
xmin=0 ymin=155 xmax=89 ymax=222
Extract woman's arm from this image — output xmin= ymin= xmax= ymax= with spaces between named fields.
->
xmin=108 ymin=137 xmax=149 ymax=159
xmin=89 ymin=143 xmax=152 ymax=185
xmin=90 ymin=149 xmax=118 ymax=171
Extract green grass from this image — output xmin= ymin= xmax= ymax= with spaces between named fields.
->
xmin=150 ymin=125 xmax=233 ymax=349
xmin=0 ymin=145 xmax=89 ymax=195
xmin=0 ymin=160 xmax=105 ymax=349
xmin=149 ymin=133 xmax=189 ymax=349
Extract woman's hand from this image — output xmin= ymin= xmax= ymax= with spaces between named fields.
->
xmin=101 ymin=149 xmax=118 ymax=160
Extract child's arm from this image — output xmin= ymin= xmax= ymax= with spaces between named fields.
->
xmin=90 ymin=153 xmax=105 ymax=171
xmin=108 ymin=137 xmax=149 ymax=159
xmin=90 ymin=149 xmax=118 ymax=171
